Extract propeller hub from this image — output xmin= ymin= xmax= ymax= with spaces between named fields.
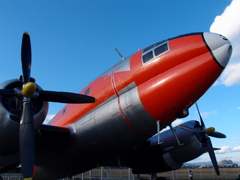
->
xmin=205 ymin=127 xmax=215 ymax=135
xmin=22 ymin=82 xmax=37 ymax=97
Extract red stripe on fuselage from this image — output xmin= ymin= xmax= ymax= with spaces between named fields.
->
xmin=111 ymin=66 xmax=148 ymax=136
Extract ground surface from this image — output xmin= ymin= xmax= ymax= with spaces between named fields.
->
xmin=1 ymin=168 xmax=240 ymax=180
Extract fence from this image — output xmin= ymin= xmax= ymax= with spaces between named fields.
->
xmin=74 ymin=167 xmax=240 ymax=180
xmin=1 ymin=167 xmax=240 ymax=180
xmin=1 ymin=176 xmax=23 ymax=180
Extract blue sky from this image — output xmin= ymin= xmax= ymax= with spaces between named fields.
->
xmin=0 ymin=1 xmax=239 ymax=163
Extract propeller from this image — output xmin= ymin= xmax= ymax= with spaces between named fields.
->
xmin=19 ymin=32 xmax=35 ymax=180
xmin=179 ymin=103 xmax=226 ymax=179
xmin=0 ymin=32 xmax=97 ymax=179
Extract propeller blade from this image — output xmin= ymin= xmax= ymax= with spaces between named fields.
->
xmin=178 ymin=125 xmax=204 ymax=133
xmin=208 ymin=131 xmax=226 ymax=138
xmin=21 ymin=32 xmax=32 ymax=84
xmin=195 ymin=103 xmax=205 ymax=128
xmin=206 ymin=136 xmax=220 ymax=179
xmin=38 ymin=90 xmax=97 ymax=103
xmin=195 ymin=103 xmax=222 ymax=179
xmin=0 ymin=89 xmax=16 ymax=95
xmin=19 ymin=100 xmax=35 ymax=179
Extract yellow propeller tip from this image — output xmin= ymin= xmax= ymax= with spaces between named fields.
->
xmin=95 ymin=98 xmax=98 ymax=102
xmin=217 ymin=175 xmax=221 ymax=179
xmin=24 ymin=32 xmax=29 ymax=35
xmin=205 ymin=127 xmax=215 ymax=134
xmin=24 ymin=178 xmax=33 ymax=180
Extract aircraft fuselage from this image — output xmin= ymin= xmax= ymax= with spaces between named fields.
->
xmin=34 ymin=32 xmax=232 ymax=179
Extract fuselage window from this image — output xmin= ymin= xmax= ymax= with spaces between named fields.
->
xmin=84 ymin=87 xmax=90 ymax=95
xmin=154 ymin=43 xmax=168 ymax=57
xmin=142 ymin=51 xmax=153 ymax=63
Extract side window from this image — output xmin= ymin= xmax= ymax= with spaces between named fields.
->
xmin=154 ymin=43 xmax=168 ymax=57
xmin=84 ymin=87 xmax=90 ymax=95
xmin=142 ymin=51 xmax=153 ymax=63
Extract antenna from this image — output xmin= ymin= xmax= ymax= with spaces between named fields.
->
xmin=115 ymin=48 xmax=125 ymax=60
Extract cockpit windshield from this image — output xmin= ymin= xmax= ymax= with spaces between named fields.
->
xmin=142 ymin=40 xmax=169 ymax=63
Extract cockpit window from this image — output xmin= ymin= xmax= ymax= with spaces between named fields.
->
xmin=154 ymin=43 xmax=168 ymax=56
xmin=142 ymin=40 xmax=169 ymax=63
xmin=142 ymin=51 xmax=153 ymax=63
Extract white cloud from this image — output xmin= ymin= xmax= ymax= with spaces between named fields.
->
xmin=43 ymin=114 xmax=55 ymax=124
xmin=200 ymin=111 xmax=217 ymax=118
xmin=220 ymin=63 xmax=240 ymax=86
xmin=216 ymin=146 xmax=232 ymax=153
xmin=232 ymin=146 xmax=240 ymax=152
xmin=172 ymin=119 xmax=185 ymax=127
xmin=210 ymin=0 xmax=240 ymax=58
xmin=210 ymin=0 xmax=240 ymax=86
xmin=216 ymin=153 xmax=240 ymax=163
xmin=215 ymin=146 xmax=240 ymax=153
xmin=190 ymin=149 xmax=240 ymax=163
xmin=160 ymin=119 xmax=185 ymax=132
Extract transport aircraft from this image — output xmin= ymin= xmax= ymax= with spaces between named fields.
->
xmin=0 ymin=32 xmax=232 ymax=180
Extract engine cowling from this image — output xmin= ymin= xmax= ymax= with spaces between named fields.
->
xmin=124 ymin=121 xmax=207 ymax=174
xmin=0 ymin=78 xmax=48 ymax=170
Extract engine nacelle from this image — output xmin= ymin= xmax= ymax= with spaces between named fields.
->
xmin=0 ymin=79 xmax=48 ymax=170
xmin=124 ymin=121 xmax=206 ymax=174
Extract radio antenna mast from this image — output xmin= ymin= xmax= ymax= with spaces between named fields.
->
xmin=115 ymin=48 xmax=125 ymax=60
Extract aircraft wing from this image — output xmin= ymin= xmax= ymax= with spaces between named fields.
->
xmin=35 ymin=124 xmax=72 ymax=166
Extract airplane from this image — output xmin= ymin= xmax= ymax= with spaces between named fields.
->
xmin=0 ymin=31 xmax=232 ymax=180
